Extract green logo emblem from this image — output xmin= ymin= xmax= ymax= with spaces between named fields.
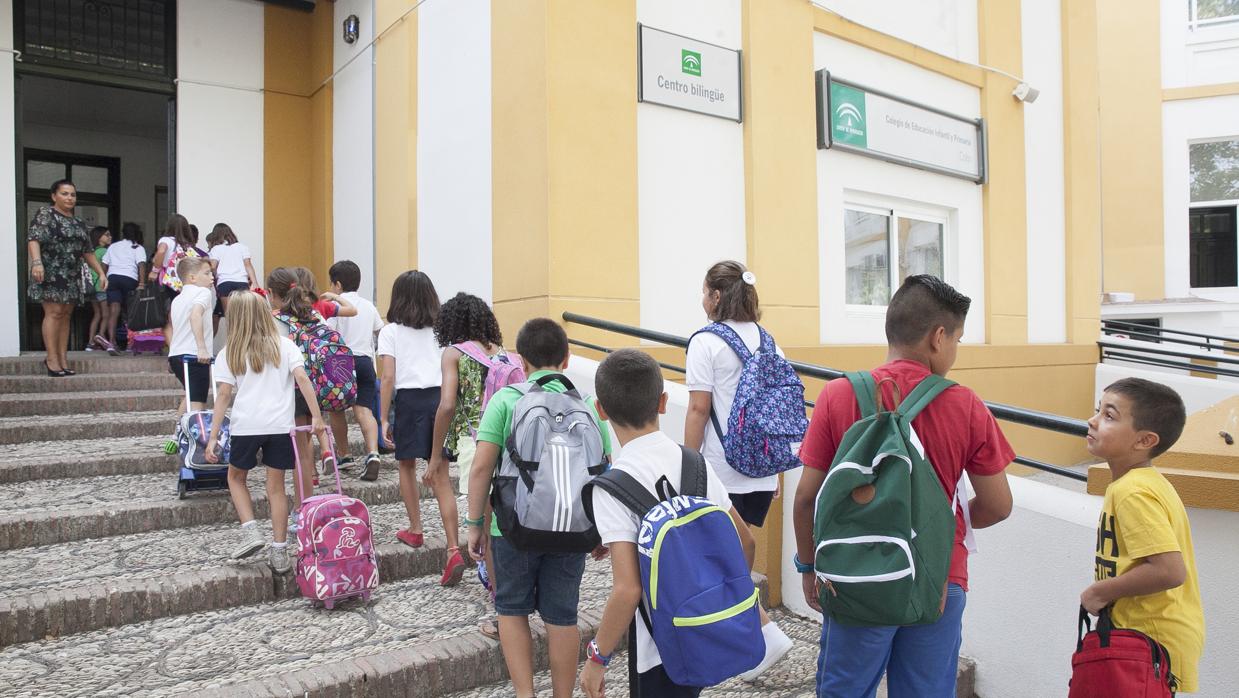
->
xmin=830 ymin=82 xmax=867 ymax=148
xmin=681 ymin=49 xmax=701 ymax=76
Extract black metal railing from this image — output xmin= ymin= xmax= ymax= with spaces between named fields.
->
xmin=1102 ymin=319 xmax=1239 ymax=351
xmin=563 ymin=312 xmax=1089 ymax=482
xmin=1098 ymin=321 xmax=1239 ymax=379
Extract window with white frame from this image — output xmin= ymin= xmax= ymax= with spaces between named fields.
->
xmin=1189 ymin=138 xmax=1239 ymax=288
xmin=1188 ymin=0 xmax=1239 ymax=29
xmin=844 ymin=203 xmax=945 ymax=306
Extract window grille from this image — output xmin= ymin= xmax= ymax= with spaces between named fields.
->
xmin=18 ymin=0 xmax=174 ymax=81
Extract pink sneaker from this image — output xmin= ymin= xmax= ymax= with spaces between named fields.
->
xmin=440 ymin=547 xmax=466 ymax=587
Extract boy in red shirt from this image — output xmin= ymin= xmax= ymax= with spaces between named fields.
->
xmin=792 ymin=275 xmax=1016 ymax=697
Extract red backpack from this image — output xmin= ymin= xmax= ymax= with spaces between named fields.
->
xmin=1069 ymin=606 xmax=1176 ymax=698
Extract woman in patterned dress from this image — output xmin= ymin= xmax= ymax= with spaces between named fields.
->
xmin=27 ymin=179 xmax=108 ymax=376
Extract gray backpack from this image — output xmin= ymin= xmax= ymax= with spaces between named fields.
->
xmin=491 ymin=374 xmax=608 ymax=553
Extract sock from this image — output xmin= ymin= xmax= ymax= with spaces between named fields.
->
xmin=271 ymin=540 xmax=287 ymax=549
xmin=240 ymin=520 xmax=257 ymax=530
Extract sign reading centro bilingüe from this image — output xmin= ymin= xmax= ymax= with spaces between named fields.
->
xmin=816 ymin=69 xmax=987 ymax=183
xmin=638 ymin=24 xmax=742 ymax=122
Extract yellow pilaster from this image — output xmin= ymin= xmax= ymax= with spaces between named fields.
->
xmin=491 ymin=1 xmax=639 ymax=346
xmin=741 ymin=0 xmax=819 ymax=349
xmin=978 ymin=0 xmax=1029 ymax=345
xmin=1097 ymin=0 xmax=1164 ymax=300
xmin=374 ymin=0 xmax=417 ymax=314
xmin=1061 ymin=0 xmax=1103 ymax=343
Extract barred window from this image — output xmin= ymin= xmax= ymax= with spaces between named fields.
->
xmin=19 ymin=0 xmax=174 ymax=80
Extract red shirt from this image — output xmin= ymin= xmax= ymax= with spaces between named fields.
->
xmin=312 ymin=299 xmax=339 ymax=320
xmin=801 ymin=359 xmax=1015 ymax=590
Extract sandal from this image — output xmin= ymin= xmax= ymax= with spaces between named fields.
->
xmin=479 ymin=617 xmax=500 ymax=640
xmin=397 ymin=530 xmax=424 ymax=548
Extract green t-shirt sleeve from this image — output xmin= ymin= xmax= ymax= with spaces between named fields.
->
xmin=475 ymin=388 xmax=514 ymax=446
xmin=585 ymin=395 xmax=612 ymax=456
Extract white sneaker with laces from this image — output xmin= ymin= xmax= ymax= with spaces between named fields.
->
xmin=739 ymin=621 xmax=794 ymax=682
xmin=269 ymin=544 xmax=292 ymax=574
xmin=231 ymin=524 xmax=266 ymax=560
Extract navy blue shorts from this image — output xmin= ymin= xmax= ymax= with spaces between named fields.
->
xmin=106 ymin=274 xmax=138 ymax=304
xmin=169 ymin=356 xmax=211 ymax=404
xmin=352 ymin=356 xmax=377 ymax=412
xmin=394 ymin=387 xmax=439 ymax=461
xmin=214 ymin=281 xmax=250 ymax=316
xmin=229 ymin=433 xmax=295 ymax=471
xmin=729 ymin=490 xmax=776 ymax=527
xmin=491 ymin=534 xmax=586 ymax=626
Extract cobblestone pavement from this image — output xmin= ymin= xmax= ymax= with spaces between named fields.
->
xmin=446 ymin=608 xmax=824 ymax=698
xmin=0 ymin=434 xmax=170 ymax=464
xmin=0 ymin=497 xmax=456 ymax=601
xmin=0 ymin=558 xmax=611 ymax=697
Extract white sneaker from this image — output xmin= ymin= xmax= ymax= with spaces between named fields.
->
xmin=231 ymin=524 xmax=266 ymax=560
xmin=739 ymin=621 xmax=794 ymax=682
xmin=269 ymin=544 xmax=292 ymax=574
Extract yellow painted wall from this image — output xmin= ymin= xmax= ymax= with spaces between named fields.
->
xmin=1096 ymin=0 xmax=1164 ymax=300
xmin=263 ymin=3 xmax=333 ymax=283
xmin=373 ymin=0 xmax=418 ymax=315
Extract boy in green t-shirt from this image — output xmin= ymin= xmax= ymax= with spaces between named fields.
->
xmin=1080 ymin=378 xmax=1205 ymax=692
xmin=465 ymin=318 xmax=611 ymax=698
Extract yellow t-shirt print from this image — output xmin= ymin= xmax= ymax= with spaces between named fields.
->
xmin=1094 ymin=467 xmax=1206 ymax=693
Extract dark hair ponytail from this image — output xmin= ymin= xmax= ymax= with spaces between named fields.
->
xmin=165 ymin=214 xmax=194 ymax=250
xmin=704 ymin=260 xmax=760 ymax=323
xmin=267 ymin=266 xmax=319 ymax=321
xmin=121 ymin=221 xmax=143 ymax=248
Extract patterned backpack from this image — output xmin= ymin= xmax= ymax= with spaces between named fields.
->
xmin=275 ymin=312 xmax=357 ymax=412
xmin=452 ymin=342 xmax=526 ymax=416
xmin=689 ymin=323 xmax=808 ymax=477
xmin=159 ymin=244 xmax=200 ymax=292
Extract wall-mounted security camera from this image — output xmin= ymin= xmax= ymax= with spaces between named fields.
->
xmin=1012 ymin=82 xmax=1040 ymax=103
xmin=343 ymin=14 xmax=360 ymax=44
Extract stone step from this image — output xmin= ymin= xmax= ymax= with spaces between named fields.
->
xmin=0 ymin=353 xmax=169 ymax=376
xmin=0 ymin=557 xmax=612 ymax=697
xmin=0 ymin=372 xmax=181 ymax=394
xmin=0 ymin=429 xmax=375 ymax=483
xmin=0 ymin=500 xmax=468 ymax=648
xmin=0 ymin=389 xmax=183 ymax=418
xmin=0 ymin=465 xmax=459 ymax=550
xmin=0 ymin=410 xmax=176 ymax=445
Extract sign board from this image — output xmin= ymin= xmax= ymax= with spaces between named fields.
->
xmin=638 ymin=24 xmax=742 ymax=122
xmin=816 ymin=70 xmax=986 ymax=183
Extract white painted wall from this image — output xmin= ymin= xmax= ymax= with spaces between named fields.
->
xmin=637 ymin=0 xmax=745 ymax=336
xmin=811 ymin=0 xmax=978 ymax=64
xmin=1021 ymin=1 xmax=1067 ymax=343
xmin=0 ymin=1 xmax=17 ymax=356
xmin=1161 ymin=0 xmax=1239 ymax=88
xmin=814 ymin=33 xmax=985 ymax=344
xmin=1161 ymin=95 xmax=1239 ymax=301
xmin=334 ymin=0 xmax=377 ymax=300
xmin=176 ymin=0 xmax=265 ymax=277
xmin=416 ymin=0 xmax=492 ymax=303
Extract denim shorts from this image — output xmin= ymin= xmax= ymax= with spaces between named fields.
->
xmin=491 ymin=534 xmax=586 ymax=626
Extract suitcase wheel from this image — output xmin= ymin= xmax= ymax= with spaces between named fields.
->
xmin=177 ymin=481 xmax=188 ymax=500
xmin=323 ymin=599 xmax=335 ymax=610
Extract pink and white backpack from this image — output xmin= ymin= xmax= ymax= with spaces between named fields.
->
xmin=291 ymin=426 xmax=378 ymax=608
xmin=453 ymin=341 xmax=526 ymax=415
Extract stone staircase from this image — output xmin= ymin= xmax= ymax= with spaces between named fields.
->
xmin=0 ymin=352 xmax=973 ymax=697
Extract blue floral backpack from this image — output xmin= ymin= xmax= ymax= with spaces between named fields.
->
xmin=689 ymin=323 xmax=808 ymax=477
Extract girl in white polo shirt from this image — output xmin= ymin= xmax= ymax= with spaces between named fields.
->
xmin=99 ymin=222 xmax=148 ymax=352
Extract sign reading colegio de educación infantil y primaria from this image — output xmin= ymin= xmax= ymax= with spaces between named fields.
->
xmin=815 ymin=69 xmax=987 ymax=183
xmin=639 ymin=24 xmax=742 ymax=122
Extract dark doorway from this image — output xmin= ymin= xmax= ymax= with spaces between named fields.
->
xmin=1189 ymin=205 xmax=1238 ymax=289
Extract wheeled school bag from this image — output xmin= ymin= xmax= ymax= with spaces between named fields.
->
xmin=688 ymin=323 xmax=808 ymax=477
xmin=126 ymin=283 xmax=166 ymax=331
xmin=583 ymin=446 xmax=764 ymax=687
xmin=291 ymin=425 xmax=379 ymax=608
xmin=452 ymin=342 xmax=526 ymax=416
xmin=812 ymin=371 xmax=960 ymax=626
xmin=174 ymin=358 xmax=230 ymax=499
xmin=1069 ymin=606 xmax=1177 ymax=698
xmin=275 ymin=312 xmax=357 ymax=412
xmin=129 ymin=328 xmax=165 ymax=355
xmin=491 ymin=373 xmax=607 ymax=553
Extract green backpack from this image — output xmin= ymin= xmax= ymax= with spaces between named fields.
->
xmin=812 ymin=371 xmax=959 ymax=627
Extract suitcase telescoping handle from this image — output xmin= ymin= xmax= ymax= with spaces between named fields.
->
xmin=181 ymin=355 xmax=217 ymax=405
xmin=290 ymin=423 xmax=341 ymax=502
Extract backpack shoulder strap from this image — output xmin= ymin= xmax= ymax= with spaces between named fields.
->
xmin=453 ymin=341 xmax=495 ymax=368
xmin=756 ymin=324 xmax=777 ymax=355
xmin=582 ymin=469 xmax=659 ymax=524
xmin=845 ymin=371 xmax=879 ymax=418
xmin=690 ymin=322 xmax=753 ymax=362
xmin=897 ymin=374 xmax=956 ymax=421
xmin=677 ymin=446 xmax=709 ymax=498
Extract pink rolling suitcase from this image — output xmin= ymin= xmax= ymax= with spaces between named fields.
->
xmin=130 ymin=328 xmax=165 ymax=355
xmin=291 ymin=425 xmax=379 ymax=608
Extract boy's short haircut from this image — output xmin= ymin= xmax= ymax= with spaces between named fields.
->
xmin=595 ymin=349 xmax=664 ymax=428
xmin=515 ymin=318 xmax=569 ymax=368
xmin=885 ymin=274 xmax=972 ymax=346
xmin=176 ymin=256 xmax=210 ymax=282
xmin=1104 ymin=378 xmax=1187 ymax=458
xmin=329 ymin=260 xmax=362 ymax=293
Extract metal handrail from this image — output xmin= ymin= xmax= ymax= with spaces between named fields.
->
xmin=1100 ymin=349 xmax=1239 ymax=379
xmin=1102 ymin=319 xmax=1239 ymax=346
xmin=1101 ymin=325 xmax=1239 ymax=355
xmin=1096 ymin=339 xmax=1239 ymax=367
xmin=563 ymin=312 xmax=1089 ymax=482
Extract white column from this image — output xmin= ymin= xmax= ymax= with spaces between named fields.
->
xmin=334 ymin=0 xmax=378 ymax=300
xmin=416 ymin=0 xmax=493 ymax=302
xmin=176 ymin=0 xmax=265 ymax=277
xmin=1022 ymin=1 xmax=1067 ymax=343
xmin=637 ymin=0 xmax=746 ymax=336
xmin=0 ymin=1 xmax=16 ymax=356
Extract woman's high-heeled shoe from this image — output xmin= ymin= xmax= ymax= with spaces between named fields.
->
xmin=44 ymin=360 xmax=67 ymax=377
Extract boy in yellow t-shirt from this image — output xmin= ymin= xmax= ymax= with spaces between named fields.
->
xmin=1080 ymin=378 xmax=1205 ymax=692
